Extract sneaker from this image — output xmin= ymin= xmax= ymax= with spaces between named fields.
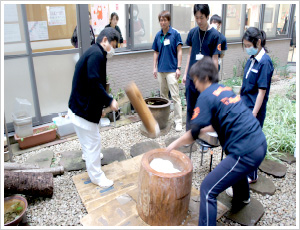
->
xmin=248 ymin=176 xmax=258 ymax=184
xmin=82 ymin=153 xmax=104 ymax=161
xmin=226 ymin=187 xmax=233 ymax=198
xmin=175 ymin=123 xmax=182 ymax=132
xmin=97 ymin=173 xmax=114 ymax=188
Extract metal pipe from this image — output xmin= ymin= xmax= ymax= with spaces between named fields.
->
xmin=4 ymin=116 xmax=14 ymax=162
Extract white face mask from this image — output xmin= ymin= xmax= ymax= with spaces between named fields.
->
xmin=106 ymin=46 xmax=115 ymax=59
xmin=211 ymin=24 xmax=218 ymax=30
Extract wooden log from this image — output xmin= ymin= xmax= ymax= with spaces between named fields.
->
xmin=4 ymin=171 xmax=53 ymax=197
xmin=4 ymin=162 xmax=40 ymax=170
xmin=13 ymin=166 xmax=64 ymax=176
xmin=137 ymin=149 xmax=193 ymax=226
xmin=125 ymin=82 xmax=160 ymax=138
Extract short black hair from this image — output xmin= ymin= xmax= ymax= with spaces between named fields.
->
xmin=210 ymin=14 xmax=222 ymax=24
xmin=242 ymin=27 xmax=268 ymax=52
xmin=193 ymin=4 xmax=210 ymax=17
xmin=96 ymin=27 xmax=120 ymax=44
xmin=189 ymin=56 xmax=219 ymax=83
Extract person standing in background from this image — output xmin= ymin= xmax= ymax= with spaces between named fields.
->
xmin=105 ymin=12 xmax=125 ymax=48
xmin=152 ymin=10 xmax=183 ymax=131
xmin=71 ymin=12 xmax=95 ymax=48
xmin=183 ymin=4 xmax=221 ymax=131
xmin=226 ymin=27 xmax=274 ymax=198
xmin=210 ymin=14 xmax=227 ymax=72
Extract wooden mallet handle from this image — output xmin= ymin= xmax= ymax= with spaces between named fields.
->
xmin=125 ymin=82 xmax=160 ymax=138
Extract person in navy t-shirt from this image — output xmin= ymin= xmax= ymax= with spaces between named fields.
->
xmin=210 ymin=14 xmax=227 ymax=72
xmin=240 ymin=27 xmax=274 ymax=183
xmin=183 ymin=4 xmax=221 ymax=131
xmin=166 ymin=57 xmax=267 ymax=226
xmin=152 ymin=10 xmax=183 ymax=131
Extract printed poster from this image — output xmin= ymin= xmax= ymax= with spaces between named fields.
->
xmin=91 ymin=4 xmax=109 ymax=35
xmin=4 ymin=23 xmax=21 ymax=43
xmin=28 ymin=21 xmax=49 ymax=41
xmin=46 ymin=6 xmax=66 ymax=26
xmin=4 ymin=4 xmax=19 ymax=22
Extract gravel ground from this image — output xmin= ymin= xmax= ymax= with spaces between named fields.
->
xmin=10 ymin=76 xmax=297 ymax=226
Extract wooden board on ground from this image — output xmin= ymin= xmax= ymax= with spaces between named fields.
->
xmin=72 ymin=154 xmax=229 ymax=226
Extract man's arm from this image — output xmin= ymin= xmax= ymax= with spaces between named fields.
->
xmin=212 ymin=54 xmax=219 ymax=70
xmin=183 ymin=47 xmax=192 ymax=84
xmin=176 ymin=45 xmax=182 ymax=80
xmin=153 ymin=51 xmax=159 ymax=79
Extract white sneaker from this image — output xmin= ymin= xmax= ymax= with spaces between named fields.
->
xmin=82 ymin=153 xmax=103 ymax=161
xmin=97 ymin=173 xmax=114 ymax=188
xmin=226 ymin=187 xmax=233 ymax=197
xmin=175 ymin=124 xmax=182 ymax=132
xmin=248 ymin=175 xmax=258 ymax=184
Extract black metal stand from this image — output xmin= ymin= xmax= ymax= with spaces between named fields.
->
xmin=189 ymin=139 xmax=223 ymax=172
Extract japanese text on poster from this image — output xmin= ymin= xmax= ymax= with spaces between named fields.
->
xmin=28 ymin=21 xmax=49 ymax=41
xmin=46 ymin=6 xmax=66 ymax=26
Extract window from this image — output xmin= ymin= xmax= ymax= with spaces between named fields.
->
xmin=263 ymin=4 xmax=279 ymax=38
xmin=25 ymin=4 xmax=78 ymax=53
xmin=171 ymin=4 xmax=195 ymax=44
xmin=130 ymin=4 xmax=164 ymax=49
xmin=277 ymin=4 xmax=291 ymax=35
xmin=208 ymin=4 xmax=222 ymax=20
xmin=245 ymin=4 xmax=261 ymax=31
xmin=4 ymin=4 xmax=28 ymax=55
xmin=225 ymin=4 xmax=246 ymax=40
xmin=88 ymin=3 xmax=127 ymax=48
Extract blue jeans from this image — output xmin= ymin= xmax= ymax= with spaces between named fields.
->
xmin=198 ymin=140 xmax=267 ymax=226
xmin=185 ymin=76 xmax=200 ymax=131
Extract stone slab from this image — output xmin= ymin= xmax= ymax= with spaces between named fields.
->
xmin=59 ymin=150 xmax=86 ymax=171
xmin=101 ymin=148 xmax=126 ymax=165
xmin=218 ymin=191 xmax=265 ymax=226
xmin=249 ymin=174 xmax=276 ymax=196
xmin=225 ymin=198 xmax=264 ymax=226
xmin=259 ymin=159 xmax=287 ymax=178
xmin=140 ymin=122 xmax=172 ymax=138
xmin=130 ymin=141 xmax=161 ymax=157
xmin=165 ymin=136 xmax=197 ymax=154
xmin=25 ymin=150 xmax=54 ymax=168
xmin=273 ymin=152 xmax=296 ymax=164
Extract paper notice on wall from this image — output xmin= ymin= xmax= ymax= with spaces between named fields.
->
xmin=4 ymin=23 xmax=21 ymax=43
xmin=91 ymin=4 xmax=109 ymax=35
xmin=4 ymin=4 xmax=19 ymax=22
xmin=28 ymin=21 xmax=49 ymax=41
xmin=46 ymin=6 xmax=66 ymax=26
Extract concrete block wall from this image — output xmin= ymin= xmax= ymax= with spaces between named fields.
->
xmin=107 ymin=39 xmax=291 ymax=97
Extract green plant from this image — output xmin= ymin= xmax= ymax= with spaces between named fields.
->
xmin=221 ymin=76 xmax=243 ymax=88
xmin=286 ymin=82 xmax=296 ymax=101
xmin=232 ymin=65 xmax=238 ymax=78
xmin=279 ymin=64 xmax=291 ymax=78
xmin=270 ymin=55 xmax=280 ymax=74
xmin=263 ymin=95 xmax=296 ymax=158
xmin=237 ymin=57 xmax=248 ymax=77
xmin=113 ymin=89 xmax=125 ymax=101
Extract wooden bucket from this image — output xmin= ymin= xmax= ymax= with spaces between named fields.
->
xmin=137 ymin=149 xmax=193 ymax=226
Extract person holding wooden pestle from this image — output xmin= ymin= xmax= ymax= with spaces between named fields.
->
xmin=166 ymin=56 xmax=267 ymax=226
xmin=68 ymin=28 xmax=120 ymax=188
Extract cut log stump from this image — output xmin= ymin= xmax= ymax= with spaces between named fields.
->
xmin=4 ymin=171 xmax=53 ymax=197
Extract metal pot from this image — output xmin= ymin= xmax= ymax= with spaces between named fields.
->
xmin=198 ymin=131 xmax=220 ymax=146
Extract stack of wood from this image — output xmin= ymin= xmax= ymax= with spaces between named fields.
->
xmin=4 ymin=163 xmax=64 ymax=198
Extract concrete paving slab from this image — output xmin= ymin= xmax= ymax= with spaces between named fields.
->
xmin=259 ymin=159 xmax=287 ymax=178
xmin=59 ymin=150 xmax=86 ymax=171
xmin=101 ymin=148 xmax=126 ymax=165
xmin=25 ymin=150 xmax=54 ymax=168
xmin=250 ymin=174 xmax=276 ymax=195
xmin=273 ymin=152 xmax=296 ymax=164
xmin=130 ymin=141 xmax=161 ymax=157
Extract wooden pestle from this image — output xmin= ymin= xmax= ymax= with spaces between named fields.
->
xmin=125 ymin=82 xmax=160 ymax=138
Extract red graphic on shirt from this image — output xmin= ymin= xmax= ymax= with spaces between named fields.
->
xmin=217 ymin=44 xmax=221 ymax=51
xmin=220 ymin=95 xmax=241 ymax=105
xmin=191 ymin=107 xmax=200 ymax=120
xmin=213 ymin=86 xmax=232 ymax=96
xmin=97 ymin=6 xmax=103 ymax=20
